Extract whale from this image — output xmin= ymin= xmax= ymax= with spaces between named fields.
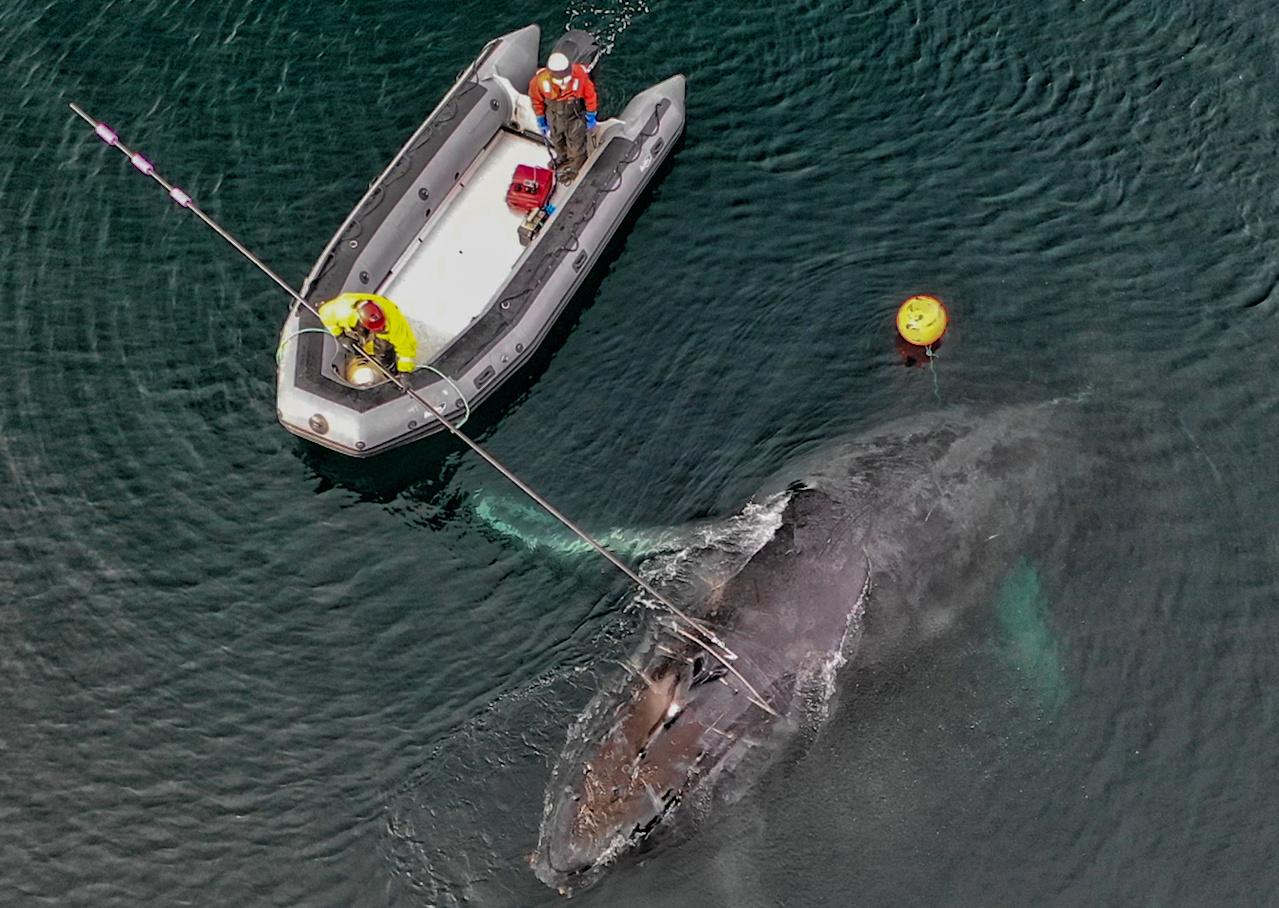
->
xmin=530 ymin=402 xmax=1092 ymax=894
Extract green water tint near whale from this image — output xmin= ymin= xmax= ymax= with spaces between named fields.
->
xmin=991 ymin=558 xmax=1068 ymax=715
xmin=471 ymin=494 xmax=685 ymax=560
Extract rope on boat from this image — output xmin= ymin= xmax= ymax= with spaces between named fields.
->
xmin=275 ymin=327 xmax=329 ymax=364
xmin=276 ymin=333 xmax=472 ymax=427
xmin=68 ymin=102 xmax=771 ymax=714
xmin=417 ymin=364 xmax=471 ymax=427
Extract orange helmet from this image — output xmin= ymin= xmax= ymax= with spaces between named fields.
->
xmin=356 ymin=299 xmax=386 ymax=332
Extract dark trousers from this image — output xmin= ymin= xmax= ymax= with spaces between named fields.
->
xmin=350 ymin=328 xmax=397 ymax=371
xmin=546 ymin=98 xmax=588 ymax=172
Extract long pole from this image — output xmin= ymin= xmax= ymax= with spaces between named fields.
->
xmin=70 ymin=104 xmax=778 ymax=716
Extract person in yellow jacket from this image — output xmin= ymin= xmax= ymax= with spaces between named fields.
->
xmin=317 ymin=293 xmax=418 ymax=373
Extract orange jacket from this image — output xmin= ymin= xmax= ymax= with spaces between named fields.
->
xmin=528 ymin=64 xmax=598 ymax=117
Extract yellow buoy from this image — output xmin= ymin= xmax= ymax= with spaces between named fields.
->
xmin=896 ymin=295 xmax=948 ymax=346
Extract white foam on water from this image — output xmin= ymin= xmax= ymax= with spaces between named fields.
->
xmin=565 ymin=0 xmax=652 ymax=55
xmin=635 ymin=491 xmax=791 ymax=590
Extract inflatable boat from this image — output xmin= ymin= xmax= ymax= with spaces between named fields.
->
xmin=275 ymin=24 xmax=686 ymax=456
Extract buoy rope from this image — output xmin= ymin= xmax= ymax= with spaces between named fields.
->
xmin=69 ymin=103 xmax=768 ymax=713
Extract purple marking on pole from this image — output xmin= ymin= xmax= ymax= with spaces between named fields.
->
xmin=169 ymin=187 xmax=192 ymax=208
xmin=130 ymin=153 xmax=155 ymax=175
xmin=94 ymin=123 xmax=119 ymax=146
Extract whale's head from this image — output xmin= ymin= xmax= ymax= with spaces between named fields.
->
xmin=533 ymin=490 xmax=874 ymax=892
xmin=531 ymin=647 xmax=749 ymax=891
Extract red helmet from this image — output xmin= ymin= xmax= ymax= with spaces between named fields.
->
xmin=356 ymin=299 xmax=386 ymax=332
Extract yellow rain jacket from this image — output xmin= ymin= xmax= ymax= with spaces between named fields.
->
xmin=317 ymin=293 xmax=418 ymax=372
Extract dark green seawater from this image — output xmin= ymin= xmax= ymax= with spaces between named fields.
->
xmin=3 ymin=0 xmax=1278 ymax=905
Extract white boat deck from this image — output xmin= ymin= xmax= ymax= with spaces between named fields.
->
xmin=378 ymin=130 xmax=555 ymax=363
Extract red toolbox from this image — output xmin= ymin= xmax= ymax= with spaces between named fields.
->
xmin=506 ymin=164 xmax=555 ymax=212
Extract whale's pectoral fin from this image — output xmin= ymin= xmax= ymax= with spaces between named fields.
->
xmin=991 ymin=558 xmax=1068 ymax=715
xmin=471 ymin=491 xmax=683 ymax=559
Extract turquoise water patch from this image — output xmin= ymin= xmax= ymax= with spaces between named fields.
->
xmin=992 ymin=559 xmax=1068 ymax=716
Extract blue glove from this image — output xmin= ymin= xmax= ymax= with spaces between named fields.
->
xmin=536 ymin=116 xmax=549 ymax=138
xmin=585 ymin=111 xmax=597 ymax=130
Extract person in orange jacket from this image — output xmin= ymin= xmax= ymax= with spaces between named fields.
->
xmin=529 ymin=51 xmax=598 ymax=183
